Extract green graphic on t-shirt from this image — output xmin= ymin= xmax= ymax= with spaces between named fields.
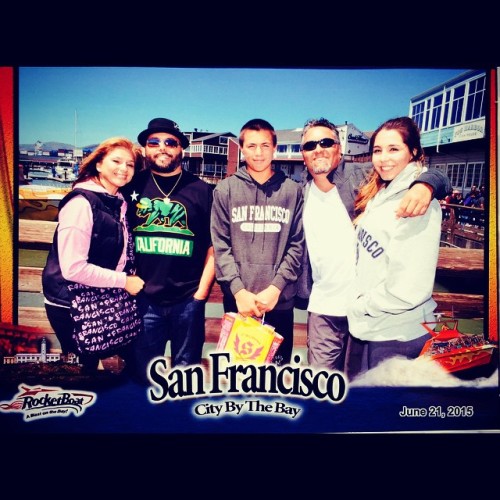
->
xmin=134 ymin=197 xmax=194 ymax=236
xmin=134 ymin=235 xmax=193 ymax=256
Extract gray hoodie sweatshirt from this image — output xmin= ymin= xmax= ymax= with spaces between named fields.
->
xmin=346 ymin=162 xmax=442 ymax=341
xmin=210 ymin=167 xmax=304 ymax=310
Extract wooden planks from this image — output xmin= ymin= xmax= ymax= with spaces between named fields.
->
xmin=18 ymin=266 xmax=43 ymax=292
xmin=18 ymin=219 xmax=57 ymax=245
xmin=432 ymin=292 xmax=484 ymax=319
xmin=436 ymin=247 xmax=484 ymax=274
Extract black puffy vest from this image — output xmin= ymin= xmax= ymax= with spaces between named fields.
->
xmin=42 ymin=188 xmax=125 ymax=307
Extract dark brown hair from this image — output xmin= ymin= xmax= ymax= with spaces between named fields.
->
xmin=239 ymin=118 xmax=277 ymax=147
xmin=354 ymin=117 xmax=424 ymax=222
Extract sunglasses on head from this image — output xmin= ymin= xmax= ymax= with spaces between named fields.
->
xmin=301 ymin=138 xmax=339 ymax=151
xmin=146 ymin=138 xmax=180 ymax=148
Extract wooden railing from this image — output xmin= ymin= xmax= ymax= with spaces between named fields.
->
xmin=440 ymin=203 xmax=485 ymax=248
xmin=16 ymin=218 xmax=484 ymax=353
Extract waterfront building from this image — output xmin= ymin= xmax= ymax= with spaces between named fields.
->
xmin=182 ymin=131 xmax=239 ymax=183
xmin=409 ymin=69 xmax=487 ymax=195
xmin=3 ymin=337 xmax=79 ymax=365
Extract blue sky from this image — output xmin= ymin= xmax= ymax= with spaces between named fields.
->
xmin=18 ymin=66 xmax=470 ymax=148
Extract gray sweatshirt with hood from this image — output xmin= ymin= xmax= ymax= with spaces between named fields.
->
xmin=210 ymin=167 xmax=304 ymax=310
xmin=346 ymin=162 xmax=442 ymax=341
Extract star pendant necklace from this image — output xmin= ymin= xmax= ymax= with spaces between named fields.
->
xmin=152 ymin=169 xmax=183 ymax=203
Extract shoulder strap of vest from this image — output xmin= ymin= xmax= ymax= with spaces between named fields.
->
xmin=59 ymin=188 xmax=122 ymax=218
xmin=59 ymin=188 xmax=100 ymax=211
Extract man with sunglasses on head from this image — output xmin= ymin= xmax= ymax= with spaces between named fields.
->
xmin=122 ymin=118 xmax=215 ymax=383
xmin=296 ymin=117 xmax=451 ymax=376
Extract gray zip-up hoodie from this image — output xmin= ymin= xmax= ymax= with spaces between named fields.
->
xmin=346 ymin=162 xmax=442 ymax=341
xmin=211 ymin=167 xmax=304 ymax=310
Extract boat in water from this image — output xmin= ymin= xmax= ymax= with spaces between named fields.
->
xmin=53 ymin=159 xmax=77 ymax=182
xmin=419 ymin=318 xmax=497 ymax=374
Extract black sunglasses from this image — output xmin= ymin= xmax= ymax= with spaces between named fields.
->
xmin=301 ymin=138 xmax=339 ymax=152
xmin=146 ymin=138 xmax=180 ymax=148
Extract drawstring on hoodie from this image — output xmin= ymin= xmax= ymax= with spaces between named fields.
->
xmin=251 ymin=182 xmax=259 ymax=244
xmin=261 ymin=182 xmax=273 ymax=252
xmin=251 ymin=177 xmax=272 ymax=251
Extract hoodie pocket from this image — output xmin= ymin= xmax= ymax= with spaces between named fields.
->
xmin=237 ymin=262 xmax=276 ymax=294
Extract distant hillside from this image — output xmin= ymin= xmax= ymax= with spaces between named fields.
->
xmin=20 ymin=142 xmax=98 ymax=152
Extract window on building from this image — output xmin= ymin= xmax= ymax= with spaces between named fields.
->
xmin=450 ymin=84 xmax=465 ymax=125
xmin=447 ymin=162 xmax=466 ymax=188
xmin=201 ymin=161 xmax=226 ymax=177
xmin=442 ymin=90 xmax=451 ymax=127
xmin=465 ymin=76 xmax=486 ymax=121
xmin=423 ymin=98 xmax=431 ymax=132
xmin=291 ymin=144 xmax=301 ymax=153
xmin=431 ymin=94 xmax=443 ymax=129
xmin=219 ymin=136 xmax=228 ymax=145
xmin=465 ymin=162 xmax=484 ymax=189
xmin=277 ymin=145 xmax=287 ymax=153
xmin=412 ymin=102 xmax=425 ymax=130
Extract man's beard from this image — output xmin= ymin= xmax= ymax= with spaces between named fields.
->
xmin=310 ymin=157 xmax=332 ymax=175
xmin=146 ymin=152 xmax=182 ymax=174
xmin=312 ymin=164 xmax=331 ymax=174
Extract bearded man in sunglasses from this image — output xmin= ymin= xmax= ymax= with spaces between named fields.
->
xmin=296 ymin=117 xmax=451 ymax=376
xmin=122 ymin=118 xmax=215 ymax=384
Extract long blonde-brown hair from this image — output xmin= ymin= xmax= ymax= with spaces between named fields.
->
xmin=353 ymin=117 xmax=424 ymax=224
xmin=73 ymin=137 xmax=140 ymax=188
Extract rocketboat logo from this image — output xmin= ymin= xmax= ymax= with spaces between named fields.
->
xmin=0 ymin=385 xmax=96 ymax=421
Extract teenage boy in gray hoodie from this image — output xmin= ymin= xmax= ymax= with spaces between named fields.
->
xmin=210 ymin=118 xmax=304 ymax=365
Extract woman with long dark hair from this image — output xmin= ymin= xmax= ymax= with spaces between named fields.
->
xmin=346 ymin=117 xmax=442 ymax=375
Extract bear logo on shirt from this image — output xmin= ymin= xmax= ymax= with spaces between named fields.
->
xmin=135 ymin=197 xmax=192 ymax=235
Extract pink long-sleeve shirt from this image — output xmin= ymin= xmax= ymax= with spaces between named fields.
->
xmin=56 ymin=180 xmax=128 ymax=289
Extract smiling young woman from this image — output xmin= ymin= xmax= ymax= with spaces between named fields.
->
xmin=346 ymin=117 xmax=442 ymax=376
